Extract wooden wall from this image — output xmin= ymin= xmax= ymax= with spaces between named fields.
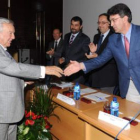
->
xmin=0 ymin=0 xmax=63 ymax=65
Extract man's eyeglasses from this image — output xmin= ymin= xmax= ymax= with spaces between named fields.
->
xmin=97 ymin=21 xmax=109 ymax=25
xmin=110 ymin=17 xmax=121 ymax=23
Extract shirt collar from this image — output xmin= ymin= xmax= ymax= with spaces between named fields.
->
xmin=55 ymin=37 xmax=61 ymax=44
xmin=0 ymin=44 xmax=7 ymax=51
xmin=121 ymin=24 xmax=132 ymax=43
xmin=101 ymin=29 xmax=110 ymax=41
xmin=71 ymin=32 xmax=79 ymax=38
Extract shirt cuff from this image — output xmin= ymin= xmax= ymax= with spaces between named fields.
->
xmin=80 ymin=62 xmax=86 ymax=71
xmin=24 ymin=83 xmax=27 ymax=87
xmin=62 ymin=57 xmax=65 ymax=61
xmin=40 ymin=66 xmax=45 ymax=78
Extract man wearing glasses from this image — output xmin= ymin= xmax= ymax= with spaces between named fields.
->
xmin=64 ymin=3 xmax=140 ymax=103
xmin=85 ymin=13 xmax=118 ymax=93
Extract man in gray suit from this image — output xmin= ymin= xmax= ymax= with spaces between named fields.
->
xmin=0 ymin=17 xmax=63 ymax=140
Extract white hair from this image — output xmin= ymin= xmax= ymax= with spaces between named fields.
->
xmin=0 ymin=17 xmax=14 ymax=32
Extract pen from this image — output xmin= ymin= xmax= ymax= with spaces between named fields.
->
xmin=95 ymin=96 xmax=103 ymax=100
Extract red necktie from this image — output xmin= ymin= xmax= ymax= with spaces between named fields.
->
xmin=124 ymin=36 xmax=130 ymax=58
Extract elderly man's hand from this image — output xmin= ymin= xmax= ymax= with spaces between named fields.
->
xmin=45 ymin=66 xmax=63 ymax=77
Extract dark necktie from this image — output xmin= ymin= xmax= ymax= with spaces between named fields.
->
xmin=52 ymin=41 xmax=57 ymax=65
xmin=69 ymin=34 xmax=75 ymax=45
xmin=124 ymin=36 xmax=130 ymax=58
xmin=98 ymin=34 xmax=104 ymax=48
xmin=54 ymin=41 xmax=58 ymax=51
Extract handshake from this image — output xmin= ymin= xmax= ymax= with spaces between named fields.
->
xmin=46 ymin=42 xmax=97 ymax=77
xmin=46 ymin=60 xmax=83 ymax=77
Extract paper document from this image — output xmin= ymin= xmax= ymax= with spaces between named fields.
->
xmin=83 ymin=93 xmax=110 ymax=102
xmin=92 ymin=92 xmax=111 ymax=98
xmin=80 ymin=88 xmax=97 ymax=95
xmin=57 ymin=93 xmax=75 ymax=105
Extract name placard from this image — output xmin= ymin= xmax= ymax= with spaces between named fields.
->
xmin=98 ymin=111 xmax=130 ymax=130
xmin=57 ymin=93 xmax=75 ymax=105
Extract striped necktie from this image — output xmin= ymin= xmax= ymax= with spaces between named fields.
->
xmin=69 ymin=34 xmax=75 ymax=45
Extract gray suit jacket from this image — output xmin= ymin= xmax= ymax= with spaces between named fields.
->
xmin=0 ymin=45 xmax=41 ymax=123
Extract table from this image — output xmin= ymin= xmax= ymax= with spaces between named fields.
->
xmin=78 ymin=97 xmax=140 ymax=140
xmin=49 ymin=86 xmax=103 ymax=140
xmin=26 ymin=85 xmax=140 ymax=140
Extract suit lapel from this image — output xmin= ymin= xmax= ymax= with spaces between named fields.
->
xmin=116 ymin=34 xmax=128 ymax=64
xmin=98 ymin=31 xmax=111 ymax=53
xmin=0 ymin=45 xmax=8 ymax=57
xmin=129 ymin=24 xmax=139 ymax=59
xmin=57 ymin=39 xmax=62 ymax=48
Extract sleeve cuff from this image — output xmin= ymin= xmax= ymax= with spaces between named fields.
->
xmin=80 ymin=62 xmax=86 ymax=71
xmin=40 ymin=66 xmax=45 ymax=78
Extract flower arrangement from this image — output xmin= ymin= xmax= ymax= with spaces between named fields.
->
xmin=18 ymin=87 xmax=59 ymax=140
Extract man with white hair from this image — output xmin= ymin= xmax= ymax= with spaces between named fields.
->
xmin=0 ymin=17 xmax=63 ymax=140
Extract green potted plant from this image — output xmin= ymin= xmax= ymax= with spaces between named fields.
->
xmin=18 ymin=86 xmax=59 ymax=140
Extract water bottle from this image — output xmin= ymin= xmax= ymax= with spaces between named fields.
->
xmin=73 ymin=82 xmax=80 ymax=100
xmin=110 ymin=97 xmax=119 ymax=117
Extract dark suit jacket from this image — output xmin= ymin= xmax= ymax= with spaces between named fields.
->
xmin=88 ymin=30 xmax=118 ymax=87
xmin=84 ymin=24 xmax=140 ymax=98
xmin=46 ymin=38 xmax=63 ymax=66
xmin=62 ymin=32 xmax=90 ymax=64
xmin=61 ymin=31 xmax=90 ymax=83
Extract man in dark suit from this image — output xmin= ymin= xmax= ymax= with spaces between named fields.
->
xmin=59 ymin=16 xmax=90 ymax=84
xmin=85 ymin=13 xmax=118 ymax=93
xmin=64 ymin=3 xmax=140 ymax=104
xmin=0 ymin=17 xmax=63 ymax=140
xmin=46 ymin=28 xmax=63 ymax=84
xmin=46 ymin=28 xmax=63 ymax=66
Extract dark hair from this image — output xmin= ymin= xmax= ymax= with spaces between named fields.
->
xmin=53 ymin=28 xmax=61 ymax=33
xmin=107 ymin=3 xmax=132 ymax=23
xmin=99 ymin=13 xmax=110 ymax=22
xmin=71 ymin=16 xmax=83 ymax=25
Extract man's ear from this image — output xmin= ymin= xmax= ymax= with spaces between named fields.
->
xmin=80 ymin=25 xmax=83 ymax=30
xmin=123 ymin=15 xmax=128 ymax=22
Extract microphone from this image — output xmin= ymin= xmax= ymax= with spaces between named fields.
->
xmin=114 ymin=109 xmax=140 ymax=140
